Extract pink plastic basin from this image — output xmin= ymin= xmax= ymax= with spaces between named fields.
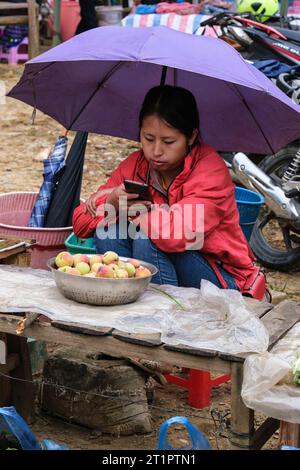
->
xmin=0 ymin=192 xmax=73 ymax=269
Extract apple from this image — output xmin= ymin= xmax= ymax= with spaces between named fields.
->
xmin=117 ymin=260 xmax=126 ymax=269
xmin=55 ymin=251 xmax=74 ymax=268
xmin=108 ymin=263 xmax=118 ymax=271
xmin=73 ymin=253 xmax=90 ymax=266
xmin=124 ymin=262 xmax=136 ymax=277
xmin=115 ymin=268 xmax=129 ymax=278
xmin=135 ymin=266 xmax=152 ymax=278
xmin=83 ymin=272 xmax=96 ymax=278
xmin=103 ymin=251 xmax=119 ymax=265
xmin=91 ymin=262 xmax=104 ymax=273
xmin=59 ymin=266 xmax=80 ymax=275
xmin=96 ymin=265 xmax=116 ymax=278
xmin=89 ymin=254 xmax=104 ymax=267
xmin=75 ymin=262 xmax=90 ymax=275
xmin=127 ymin=258 xmax=140 ymax=269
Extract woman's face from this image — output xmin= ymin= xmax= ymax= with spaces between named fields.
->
xmin=140 ymin=114 xmax=197 ymax=173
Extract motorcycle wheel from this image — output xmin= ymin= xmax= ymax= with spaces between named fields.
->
xmin=250 ymin=145 xmax=300 ymax=271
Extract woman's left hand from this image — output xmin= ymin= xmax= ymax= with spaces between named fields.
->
xmin=84 ymin=190 xmax=104 ymax=218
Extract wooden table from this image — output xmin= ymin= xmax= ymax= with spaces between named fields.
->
xmin=0 ymin=236 xmax=35 ymax=423
xmin=0 ymin=289 xmax=299 ymax=448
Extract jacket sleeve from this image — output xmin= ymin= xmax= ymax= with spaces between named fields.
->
xmin=133 ymin=152 xmax=233 ymax=252
xmin=72 ymin=152 xmax=139 ymax=238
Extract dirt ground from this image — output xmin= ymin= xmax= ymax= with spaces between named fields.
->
xmin=0 ymin=64 xmax=299 ymax=451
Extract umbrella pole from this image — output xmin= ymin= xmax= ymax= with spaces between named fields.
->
xmin=160 ymin=66 xmax=167 ymax=86
xmin=52 ymin=0 xmax=62 ymax=47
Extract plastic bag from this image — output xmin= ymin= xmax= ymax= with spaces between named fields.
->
xmin=242 ymin=322 xmax=300 ymax=423
xmin=0 ymin=407 xmax=68 ymax=450
xmin=157 ymin=416 xmax=211 ymax=450
xmin=0 ymin=265 xmax=268 ymax=356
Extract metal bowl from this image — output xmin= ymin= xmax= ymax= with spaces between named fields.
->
xmin=47 ymin=256 xmax=158 ymax=306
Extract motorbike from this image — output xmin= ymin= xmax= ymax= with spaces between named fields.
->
xmin=200 ymin=13 xmax=300 ymax=271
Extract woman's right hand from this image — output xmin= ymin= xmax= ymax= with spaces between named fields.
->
xmin=85 ymin=184 xmax=151 ymax=218
xmin=107 ymin=184 xmax=152 ymax=215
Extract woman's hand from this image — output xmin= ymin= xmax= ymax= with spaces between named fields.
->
xmin=107 ymin=184 xmax=151 ymax=215
xmin=84 ymin=190 xmax=105 ymax=218
xmin=84 ymin=184 xmax=151 ymax=218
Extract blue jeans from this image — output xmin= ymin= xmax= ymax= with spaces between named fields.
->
xmin=94 ymin=222 xmax=237 ymax=290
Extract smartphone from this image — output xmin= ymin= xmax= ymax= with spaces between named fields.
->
xmin=124 ymin=179 xmax=152 ymax=201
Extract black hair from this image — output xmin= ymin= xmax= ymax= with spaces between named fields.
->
xmin=139 ymin=85 xmax=200 ymax=141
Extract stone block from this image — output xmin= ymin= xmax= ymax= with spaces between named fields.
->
xmin=40 ymin=349 xmax=152 ymax=435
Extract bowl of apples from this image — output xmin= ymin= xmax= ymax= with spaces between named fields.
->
xmin=47 ymin=250 xmax=158 ymax=306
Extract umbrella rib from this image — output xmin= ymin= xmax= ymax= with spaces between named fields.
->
xmin=232 ymin=84 xmax=275 ymax=155
xmin=68 ymin=61 xmax=124 ymax=130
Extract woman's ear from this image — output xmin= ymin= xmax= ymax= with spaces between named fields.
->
xmin=188 ymin=129 xmax=199 ymax=147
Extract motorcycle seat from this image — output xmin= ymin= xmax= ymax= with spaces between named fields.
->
xmin=275 ymin=27 xmax=300 ymax=44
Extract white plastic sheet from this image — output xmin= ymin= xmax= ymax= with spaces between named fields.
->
xmin=0 ymin=265 xmax=268 ymax=356
xmin=242 ymin=322 xmax=300 ymax=423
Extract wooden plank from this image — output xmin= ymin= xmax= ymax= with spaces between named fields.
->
xmin=112 ymin=330 xmax=162 ymax=347
xmin=51 ymin=321 xmax=112 ymax=336
xmin=243 ymin=297 xmax=273 ymax=318
xmin=28 ymin=0 xmax=39 ymax=58
xmin=0 ymin=353 xmax=19 ymax=375
xmin=0 ymin=245 xmax=27 ymax=261
xmin=7 ymin=334 xmax=35 ymax=423
xmin=252 ymin=418 xmax=280 ymax=450
xmin=1 ymin=252 xmax=31 ymax=267
xmin=0 ymin=3 xmax=28 ymax=9
xmin=229 ymin=362 xmax=255 ymax=449
xmin=279 ymin=422 xmax=300 ymax=448
xmin=218 ymin=352 xmax=244 ymax=363
xmin=260 ymin=300 xmax=300 ymax=349
xmin=0 ymin=314 xmax=231 ymax=374
xmin=0 ymin=333 xmax=11 ymax=408
xmin=0 ymin=15 xmax=28 ymax=25
xmin=163 ymin=343 xmax=217 ymax=357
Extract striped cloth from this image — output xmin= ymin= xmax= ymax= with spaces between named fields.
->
xmin=28 ymin=136 xmax=67 ymax=227
xmin=121 ymin=13 xmax=213 ymax=35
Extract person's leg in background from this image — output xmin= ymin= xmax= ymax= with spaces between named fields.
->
xmin=76 ymin=0 xmax=98 ymax=35
xmin=168 ymin=251 xmax=237 ymax=290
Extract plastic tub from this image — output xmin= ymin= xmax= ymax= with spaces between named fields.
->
xmin=95 ymin=6 xmax=123 ymax=26
xmin=65 ymin=231 xmax=96 ymax=255
xmin=0 ymin=192 xmax=73 ymax=269
xmin=235 ymin=186 xmax=264 ymax=241
xmin=49 ymin=0 xmax=81 ymax=42
xmin=60 ymin=0 xmax=81 ymax=41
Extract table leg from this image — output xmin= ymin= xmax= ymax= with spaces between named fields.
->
xmin=279 ymin=422 xmax=300 ymax=448
xmin=230 ymin=362 xmax=255 ymax=449
xmin=0 ymin=334 xmax=35 ymax=423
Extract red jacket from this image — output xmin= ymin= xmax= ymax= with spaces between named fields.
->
xmin=73 ymin=144 xmax=259 ymax=291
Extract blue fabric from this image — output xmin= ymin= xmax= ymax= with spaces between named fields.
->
xmin=253 ymin=59 xmax=300 ymax=79
xmin=28 ymin=136 xmax=67 ymax=227
xmin=136 ymin=5 xmax=157 ymax=14
xmin=94 ymin=223 xmax=237 ymax=290
xmin=0 ymin=25 xmax=28 ymax=52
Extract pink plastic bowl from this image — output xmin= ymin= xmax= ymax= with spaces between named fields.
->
xmin=0 ymin=192 xmax=73 ymax=269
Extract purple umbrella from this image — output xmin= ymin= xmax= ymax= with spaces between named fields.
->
xmin=8 ymin=25 xmax=300 ymax=154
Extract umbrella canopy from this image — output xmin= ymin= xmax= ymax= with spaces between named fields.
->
xmin=45 ymin=131 xmax=88 ymax=228
xmin=28 ymin=136 xmax=67 ymax=227
xmin=8 ymin=25 xmax=300 ymax=154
